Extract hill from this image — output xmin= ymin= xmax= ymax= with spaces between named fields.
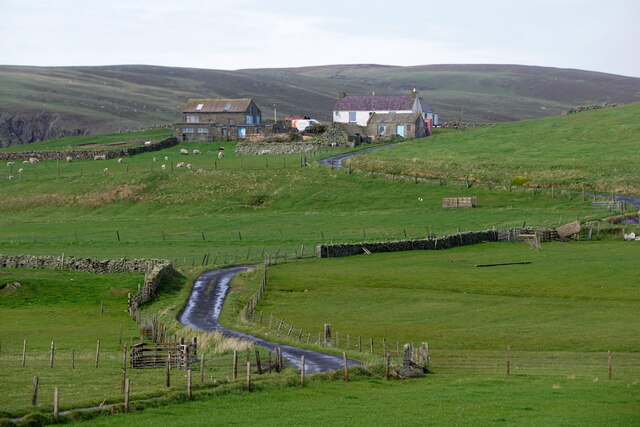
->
xmin=1 ymin=63 xmax=639 ymax=147
xmin=348 ymin=102 xmax=640 ymax=194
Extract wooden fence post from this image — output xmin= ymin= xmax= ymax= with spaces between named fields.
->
xmin=71 ymin=349 xmax=75 ymax=369
xmin=32 ymin=376 xmax=39 ymax=406
xmin=22 ymin=339 xmax=27 ymax=367
xmin=300 ymin=356 xmax=305 ymax=386
xmin=187 ymin=369 xmax=193 ymax=400
xmin=343 ymin=352 xmax=349 ymax=382
xmin=255 ymin=350 xmax=262 ymax=374
xmin=608 ymin=350 xmax=612 ymax=379
xmin=124 ymin=378 xmax=130 ymax=412
xmin=233 ymin=350 xmax=238 ymax=379
xmin=422 ymin=342 xmax=430 ymax=368
xmin=246 ymin=361 xmax=252 ymax=391
xmin=506 ymin=345 xmax=511 ymax=376
xmin=50 ymin=341 xmax=55 ymax=368
xmin=370 ymin=337 xmax=374 ymax=354
xmin=95 ymin=340 xmax=100 ymax=368
xmin=358 ymin=336 xmax=362 ymax=352
xmin=53 ymin=387 xmax=59 ymax=423
xmin=166 ymin=352 xmax=171 ymax=387
xmin=324 ymin=324 xmax=332 ymax=347
xmin=385 ymin=354 xmax=390 ymax=380
xmin=200 ymin=355 xmax=205 ymax=384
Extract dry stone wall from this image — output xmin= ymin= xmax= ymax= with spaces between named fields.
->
xmin=0 ymin=253 xmax=176 ymax=308
xmin=316 ymin=230 xmax=499 ymax=258
xmin=0 ymin=137 xmax=178 ymax=161
xmin=235 ymin=141 xmax=323 ymax=155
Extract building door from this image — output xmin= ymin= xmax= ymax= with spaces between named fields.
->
xmin=396 ymin=124 xmax=405 ymax=137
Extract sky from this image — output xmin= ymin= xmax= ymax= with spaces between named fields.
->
xmin=0 ymin=0 xmax=638 ymax=78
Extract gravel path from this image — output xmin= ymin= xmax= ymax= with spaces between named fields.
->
xmin=179 ymin=265 xmax=361 ymax=374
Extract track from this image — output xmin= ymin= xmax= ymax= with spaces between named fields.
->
xmin=179 ymin=265 xmax=361 ymax=374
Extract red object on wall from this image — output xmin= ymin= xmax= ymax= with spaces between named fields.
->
xmin=425 ymin=118 xmax=433 ymax=135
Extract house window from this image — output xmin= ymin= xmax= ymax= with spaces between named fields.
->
xmin=185 ymin=115 xmax=200 ymax=123
xmin=196 ymin=103 xmax=204 ymax=110
xmin=228 ymin=118 xmax=234 ymax=125
xmin=221 ymin=128 xmax=227 ymax=136
xmin=348 ymin=112 xmax=357 ymax=123
xmin=197 ymin=128 xmax=209 ymax=134
xmin=181 ymin=127 xmax=194 ymax=133
xmin=246 ymin=115 xmax=254 ymax=124
xmin=256 ymin=115 xmax=261 ymax=124
xmin=377 ymin=124 xmax=386 ymax=135
xmin=238 ymin=127 xmax=247 ymax=137
xmin=407 ymin=125 xmax=412 ymax=132
xmin=223 ymin=103 xmax=231 ymax=111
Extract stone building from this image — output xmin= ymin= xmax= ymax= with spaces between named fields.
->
xmin=172 ymin=98 xmax=272 ymax=142
xmin=367 ymin=112 xmax=427 ymax=140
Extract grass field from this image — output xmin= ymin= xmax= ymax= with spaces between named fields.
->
xmin=348 ymin=103 xmax=640 ymax=194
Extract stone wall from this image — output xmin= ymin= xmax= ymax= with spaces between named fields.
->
xmin=0 ymin=253 xmax=176 ymax=308
xmin=235 ymin=141 xmax=323 ymax=155
xmin=0 ymin=137 xmax=178 ymax=161
xmin=316 ymin=230 xmax=499 ymax=258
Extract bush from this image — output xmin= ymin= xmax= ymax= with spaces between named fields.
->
xmin=511 ymin=176 xmax=531 ymax=186
xmin=304 ymin=124 xmax=328 ymax=134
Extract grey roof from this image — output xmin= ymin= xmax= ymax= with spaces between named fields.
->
xmin=418 ymin=98 xmax=437 ymax=114
xmin=334 ymin=95 xmax=415 ymax=111
xmin=183 ymin=99 xmax=254 ymax=113
xmin=368 ymin=112 xmax=422 ymax=125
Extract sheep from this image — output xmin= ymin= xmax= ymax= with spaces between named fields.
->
xmin=186 ymin=163 xmax=193 ymax=170
xmin=117 ymin=158 xmax=123 ymax=164
xmin=180 ymin=149 xmax=189 ymax=155
xmin=65 ymin=156 xmax=73 ymax=163
xmin=193 ymin=149 xmax=201 ymax=155
xmin=218 ymin=151 xmax=225 ymax=159
xmin=94 ymin=154 xmax=106 ymax=161
xmin=103 ymin=168 xmax=109 ymax=174
xmin=176 ymin=162 xmax=185 ymax=168
xmin=144 ymin=141 xmax=152 ymax=146
xmin=196 ymin=168 xmax=205 ymax=173
xmin=22 ymin=160 xmax=29 ymax=164
xmin=152 ymin=157 xmax=157 ymax=162
xmin=8 ymin=176 xmax=15 ymax=181
xmin=6 ymin=162 xmax=15 ymax=167
xmin=164 ymin=156 xmax=169 ymax=161
xmin=29 ymin=157 xmax=39 ymax=164
xmin=18 ymin=168 xmax=24 ymax=174
xmin=161 ymin=164 xmax=166 ymax=170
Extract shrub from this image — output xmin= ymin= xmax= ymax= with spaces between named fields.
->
xmin=511 ymin=176 xmax=531 ymax=186
xmin=304 ymin=124 xmax=328 ymax=134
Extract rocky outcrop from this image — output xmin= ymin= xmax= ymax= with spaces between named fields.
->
xmin=0 ymin=112 xmax=88 ymax=148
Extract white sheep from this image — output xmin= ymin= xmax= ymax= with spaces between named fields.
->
xmin=176 ymin=162 xmax=185 ymax=168
xmin=218 ymin=151 xmax=225 ymax=159
xmin=186 ymin=163 xmax=193 ymax=170
xmin=161 ymin=164 xmax=166 ymax=170
xmin=193 ymin=149 xmax=201 ymax=155
xmin=8 ymin=176 xmax=15 ymax=181
xmin=18 ymin=168 xmax=24 ymax=174
xmin=22 ymin=160 xmax=29 ymax=164
xmin=164 ymin=156 xmax=169 ymax=161
xmin=103 ymin=168 xmax=109 ymax=174
xmin=180 ymin=149 xmax=189 ymax=155
xmin=29 ymin=157 xmax=39 ymax=164
xmin=6 ymin=162 xmax=15 ymax=167
xmin=117 ymin=158 xmax=123 ymax=164
xmin=65 ymin=156 xmax=73 ymax=163
xmin=144 ymin=141 xmax=152 ymax=146
xmin=153 ymin=157 xmax=157 ymax=162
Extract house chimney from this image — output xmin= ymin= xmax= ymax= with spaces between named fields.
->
xmin=338 ymin=91 xmax=346 ymax=99
xmin=412 ymin=88 xmax=418 ymax=98
xmin=371 ymin=91 xmax=376 ymax=96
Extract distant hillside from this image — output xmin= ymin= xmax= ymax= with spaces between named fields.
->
xmin=0 ymin=63 xmax=639 ymax=147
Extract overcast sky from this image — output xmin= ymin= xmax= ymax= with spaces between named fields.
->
xmin=1 ymin=0 xmax=638 ymax=77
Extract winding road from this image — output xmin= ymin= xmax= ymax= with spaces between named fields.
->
xmin=179 ymin=265 xmax=361 ymax=374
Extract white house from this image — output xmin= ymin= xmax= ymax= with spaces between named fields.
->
xmin=332 ymin=89 xmax=439 ymax=128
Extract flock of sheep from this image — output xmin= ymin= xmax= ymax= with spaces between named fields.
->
xmin=5 ymin=147 xmax=224 ymax=179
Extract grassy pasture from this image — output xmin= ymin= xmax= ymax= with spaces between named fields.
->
xmin=0 ymin=131 xmax=605 ymax=264
xmin=228 ymin=242 xmax=640 ymax=354
xmin=348 ymin=103 xmax=640 ymax=194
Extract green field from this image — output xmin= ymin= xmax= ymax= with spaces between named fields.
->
xmin=1 ymin=105 xmax=640 ymax=425
xmin=349 ymin=103 xmax=640 ymax=194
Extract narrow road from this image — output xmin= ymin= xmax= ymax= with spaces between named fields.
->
xmin=179 ymin=265 xmax=361 ymax=374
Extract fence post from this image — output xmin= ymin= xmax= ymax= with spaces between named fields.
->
xmin=324 ymin=324 xmax=332 ymax=347
xmin=370 ymin=337 xmax=374 ymax=354
xmin=71 ymin=349 xmax=75 ymax=369
xmin=200 ymin=355 xmax=205 ymax=384
xmin=422 ymin=342 xmax=430 ymax=368
xmin=385 ymin=354 xmax=391 ymax=380
xmin=506 ymin=345 xmax=511 ymax=376
xmin=187 ymin=369 xmax=193 ymax=400
xmin=124 ymin=378 xmax=130 ymax=412
xmin=608 ymin=350 xmax=612 ymax=379
xmin=233 ymin=350 xmax=238 ymax=379
xmin=53 ymin=387 xmax=59 ymax=423
xmin=255 ymin=350 xmax=262 ymax=374
xmin=403 ymin=344 xmax=412 ymax=368
xmin=50 ymin=341 xmax=55 ymax=368
xmin=166 ymin=352 xmax=171 ymax=387
xmin=32 ymin=376 xmax=39 ymax=406
xmin=95 ymin=340 xmax=100 ymax=368
xmin=358 ymin=336 xmax=362 ymax=352
xmin=343 ymin=352 xmax=349 ymax=381
xmin=300 ymin=356 xmax=305 ymax=386
xmin=22 ymin=339 xmax=27 ymax=367
xmin=246 ymin=361 xmax=252 ymax=391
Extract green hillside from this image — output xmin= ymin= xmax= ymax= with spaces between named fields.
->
xmin=1 ymin=63 xmax=639 ymax=147
xmin=348 ymin=102 xmax=640 ymax=194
